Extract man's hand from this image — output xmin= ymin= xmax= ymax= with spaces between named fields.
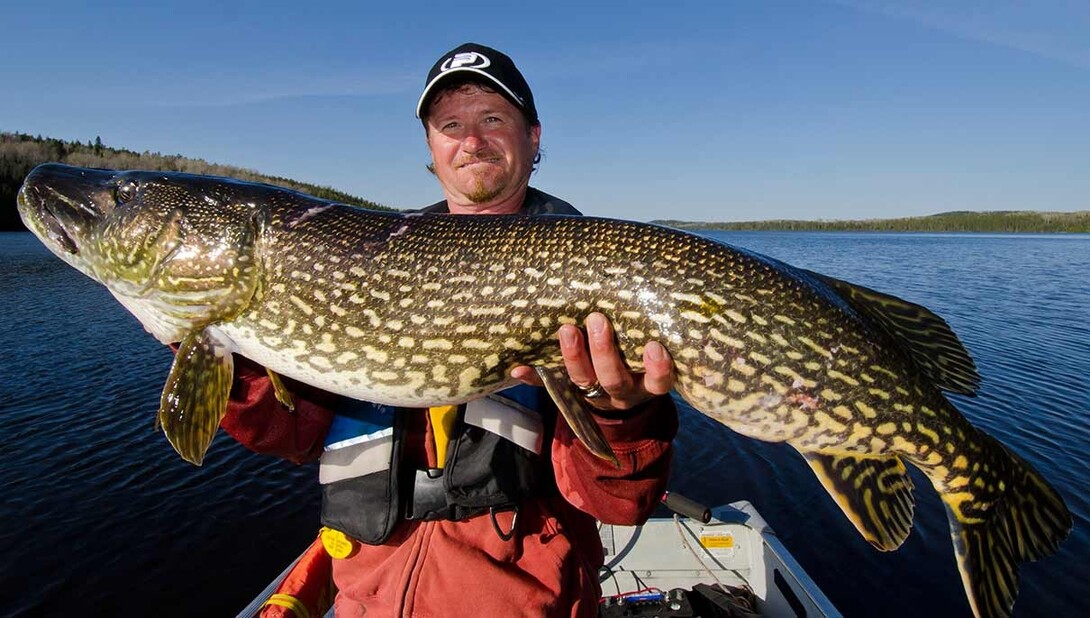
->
xmin=510 ymin=312 xmax=675 ymax=413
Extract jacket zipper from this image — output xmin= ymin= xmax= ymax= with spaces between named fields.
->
xmin=396 ymin=520 xmax=435 ymax=617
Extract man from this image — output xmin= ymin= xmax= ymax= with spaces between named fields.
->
xmin=225 ymin=43 xmax=678 ymax=617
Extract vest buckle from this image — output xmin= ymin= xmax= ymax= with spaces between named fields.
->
xmin=406 ymin=467 xmax=453 ymax=520
xmin=490 ymin=505 xmax=519 ymax=542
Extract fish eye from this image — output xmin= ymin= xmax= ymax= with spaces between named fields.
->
xmin=116 ymin=180 xmax=138 ymax=203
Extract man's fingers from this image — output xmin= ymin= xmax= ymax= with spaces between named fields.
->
xmin=584 ymin=313 xmax=634 ymax=395
xmin=527 ymin=313 xmax=674 ymax=412
xmin=641 ymin=341 xmax=675 ymax=396
xmin=510 ymin=365 xmax=543 ymax=386
xmin=558 ymin=324 xmax=596 ymax=388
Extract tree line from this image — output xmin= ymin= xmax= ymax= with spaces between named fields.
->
xmin=1 ymin=132 xmax=391 ymax=232
xmin=656 ymin=210 xmax=1090 ymax=234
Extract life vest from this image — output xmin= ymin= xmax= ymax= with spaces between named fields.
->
xmin=318 ymin=384 xmax=554 ymax=545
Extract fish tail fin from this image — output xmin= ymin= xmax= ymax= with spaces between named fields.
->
xmin=942 ymin=443 xmax=1071 ymax=617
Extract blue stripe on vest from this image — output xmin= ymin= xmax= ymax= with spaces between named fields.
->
xmin=492 ymin=383 xmax=545 ymax=412
xmin=325 ymin=400 xmax=396 ymax=451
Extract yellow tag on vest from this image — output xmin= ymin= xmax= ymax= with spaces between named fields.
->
xmin=428 ymin=405 xmax=458 ymax=469
xmin=321 ymin=527 xmax=358 ymax=559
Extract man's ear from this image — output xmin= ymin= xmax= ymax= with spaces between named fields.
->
xmin=530 ymin=123 xmax=542 ymax=152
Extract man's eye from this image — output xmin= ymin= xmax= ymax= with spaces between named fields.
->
xmin=485 ymin=116 xmax=503 ymax=124
xmin=442 ymin=121 xmax=460 ymax=131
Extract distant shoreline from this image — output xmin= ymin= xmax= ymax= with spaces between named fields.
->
xmin=654 ymin=210 xmax=1090 ymax=234
xmin=6 ymin=134 xmax=1087 ymax=235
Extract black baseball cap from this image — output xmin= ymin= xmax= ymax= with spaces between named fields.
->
xmin=416 ymin=43 xmax=538 ymax=125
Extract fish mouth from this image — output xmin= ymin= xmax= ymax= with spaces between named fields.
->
xmin=18 ymin=182 xmax=80 ymax=255
xmin=18 ymin=163 xmax=119 ymax=257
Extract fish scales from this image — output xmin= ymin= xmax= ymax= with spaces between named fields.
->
xmin=17 ymin=164 xmax=1071 ymax=617
xmin=237 ymin=207 xmax=855 ymax=416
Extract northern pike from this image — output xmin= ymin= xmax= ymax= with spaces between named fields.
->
xmin=17 ymin=163 xmax=1070 ymax=616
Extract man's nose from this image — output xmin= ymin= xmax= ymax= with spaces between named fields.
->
xmin=461 ymin=126 xmax=487 ymax=151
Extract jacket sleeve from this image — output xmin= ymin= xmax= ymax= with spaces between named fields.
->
xmin=551 ymin=395 xmax=678 ymax=525
xmin=219 ymin=354 xmax=337 ymax=465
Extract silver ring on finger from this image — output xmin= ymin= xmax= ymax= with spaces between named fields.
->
xmin=577 ymin=381 xmax=608 ymax=399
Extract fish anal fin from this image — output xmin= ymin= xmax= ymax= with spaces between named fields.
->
xmin=799 ymin=449 xmax=916 ymax=551
xmin=808 ymin=270 xmax=981 ymax=396
xmin=535 ymin=366 xmax=618 ymax=467
xmin=158 ymin=327 xmax=235 ymax=466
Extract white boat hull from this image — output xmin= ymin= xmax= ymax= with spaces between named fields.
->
xmin=599 ymin=500 xmax=840 ymax=617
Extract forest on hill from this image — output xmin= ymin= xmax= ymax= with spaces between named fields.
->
xmin=656 ymin=210 xmax=1090 ymax=233
xmin=1 ymin=132 xmax=388 ymax=231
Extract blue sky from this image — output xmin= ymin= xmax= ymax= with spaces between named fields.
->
xmin=3 ymin=0 xmax=1088 ymax=222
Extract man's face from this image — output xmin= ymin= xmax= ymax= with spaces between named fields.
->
xmin=425 ymin=85 xmax=540 ymax=213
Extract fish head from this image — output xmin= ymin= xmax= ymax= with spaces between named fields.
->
xmin=18 ymin=163 xmax=264 ymax=343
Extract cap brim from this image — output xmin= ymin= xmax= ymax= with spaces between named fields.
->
xmin=415 ymin=67 xmax=526 ymax=119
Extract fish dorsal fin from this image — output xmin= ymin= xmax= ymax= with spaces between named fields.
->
xmin=799 ymin=449 xmax=916 ymax=551
xmin=808 ymin=271 xmax=980 ymax=396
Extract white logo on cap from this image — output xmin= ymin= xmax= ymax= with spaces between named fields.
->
xmin=441 ymin=52 xmax=491 ymax=72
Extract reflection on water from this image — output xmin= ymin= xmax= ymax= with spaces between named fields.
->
xmin=1 ymin=231 xmax=1087 ymax=616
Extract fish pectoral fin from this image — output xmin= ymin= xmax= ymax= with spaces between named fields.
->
xmin=534 ymin=366 xmax=619 ymax=467
xmin=799 ymin=449 xmax=916 ymax=551
xmin=158 ymin=327 xmax=235 ymax=466
xmin=808 ymin=270 xmax=980 ymax=396
xmin=266 ymin=368 xmax=295 ymax=411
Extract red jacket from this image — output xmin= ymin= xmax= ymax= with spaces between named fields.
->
xmin=223 ymin=356 xmax=677 ymax=617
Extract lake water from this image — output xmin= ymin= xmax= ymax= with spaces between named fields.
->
xmin=1 ymin=230 xmax=1087 ymax=617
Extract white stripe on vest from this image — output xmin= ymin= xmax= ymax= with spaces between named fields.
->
xmin=465 ymin=393 xmax=544 ymax=455
xmin=319 ymin=431 xmax=394 ymax=485
xmin=319 ymin=404 xmax=395 ymax=485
